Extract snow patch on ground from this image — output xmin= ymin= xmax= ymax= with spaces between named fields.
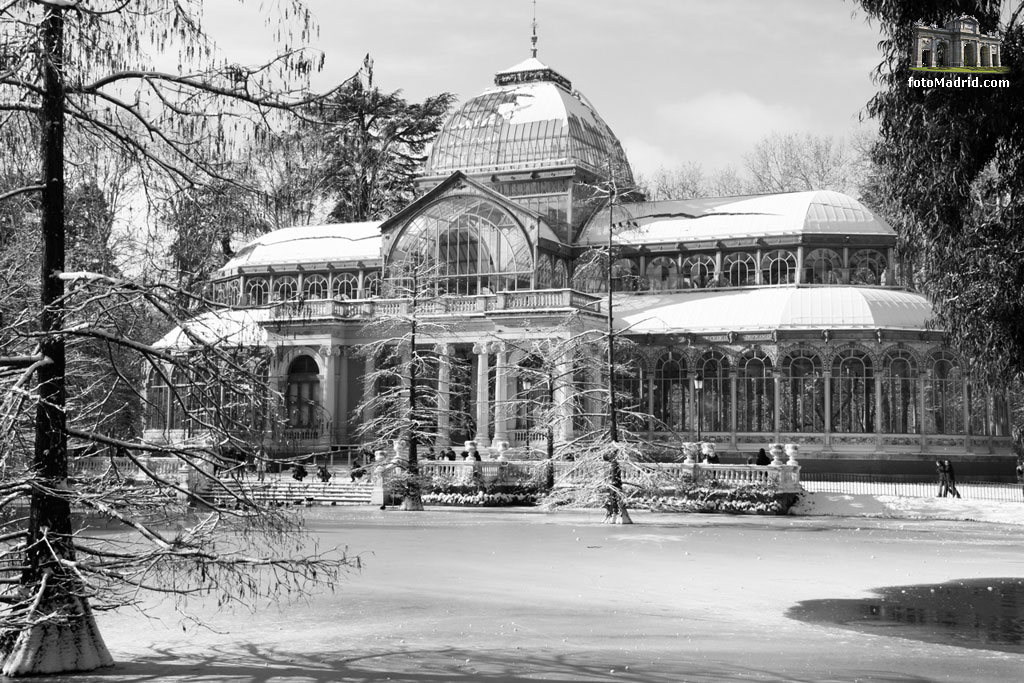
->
xmin=793 ymin=490 xmax=1024 ymax=525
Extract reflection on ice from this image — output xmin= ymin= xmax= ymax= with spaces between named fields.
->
xmin=788 ymin=578 xmax=1024 ymax=653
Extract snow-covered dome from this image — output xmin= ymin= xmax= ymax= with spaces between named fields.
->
xmin=423 ymin=57 xmax=634 ymax=182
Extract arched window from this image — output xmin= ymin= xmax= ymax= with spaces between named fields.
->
xmin=170 ymin=367 xmax=189 ymax=431
xmin=302 ymin=274 xmax=329 ymax=300
xmin=246 ymin=277 xmax=269 ymax=306
xmin=536 ymin=255 xmax=553 ymax=289
xmin=363 ymin=272 xmax=382 ymax=298
xmin=611 ymin=258 xmax=639 ymax=292
xmin=831 ymin=350 xmax=874 ymax=433
xmin=514 ymin=354 xmax=548 ymax=433
xmin=738 ymin=352 xmax=774 ymax=432
xmin=683 ymin=254 xmax=715 ymax=288
xmin=925 ymin=351 xmax=964 ymax=435
xmin=390 ymin=195 xmax=534 ymax=294
xmin=761 ymin=250 xmax=796 ymax=285
xmin=613 ymin=348 xmax=646 ymax=431
xmin=272 ymin=275 xmax=298 ymax=302
xmin=881 ymin=350 xmax=917 ymax=434
xmin=145 ymin=369 xmax=170 ymax=431
xmin=553 ymin=260 xmax=568 ymax=288
xmin=781 ymin=350 xmax=824 ymax=432
xmin=850 ymin=249 xmax=887 ymax=285
xmin=332 ymin=273 xmax=358 ymax=300
xmin=646 ymin=257 xmax=679 ymax=291
xmin=286 ymin=355 xmax=321 ymax=431
xmin=652 ymin=352 xmax=686 ymax=431
xmin=724 ymin=253 xmax=756 ymax=287
xmin=804 ymin=248 xmax=843 ymax=285
xmin=698 ymin=353 xmax=730 ymax=433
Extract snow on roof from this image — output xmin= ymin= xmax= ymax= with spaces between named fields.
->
xmin=220 ymin=222 xmax=382 ymax=274
xmin=615 ymin=286 xmax=932 ymax=334
xmin=582 ymin=191 xmax=893 ymax=246
xmin=155 ymin=307 xmax=273 ymax=350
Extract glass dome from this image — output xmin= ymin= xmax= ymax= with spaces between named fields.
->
xmin=424 ymin=58 xmax=634 ymax=183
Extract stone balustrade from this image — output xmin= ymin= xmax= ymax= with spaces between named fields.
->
xmin=269 ymin=288 xmax=603 ymax=323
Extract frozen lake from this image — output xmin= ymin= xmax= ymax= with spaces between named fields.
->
xmin=68 ymin=508 xmax=1024 ymax=682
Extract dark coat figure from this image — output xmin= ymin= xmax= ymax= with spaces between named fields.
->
xmin=316 ymin=465 xmax=331 ymax=483
xmin=292 ymin=464 xmax=308 ymax=482
xmin=704 ymin=452 xmax=720 ymax=464
xmin=755 ymin=448 xmax=771 ymax=466
xmin=944 ymin=460 xmax=961 ymax=498
xmin=1016 ymin=462 xmax=1024 ymax=500
xmin=350 ymin=463 xmax=367 ymax=482
xmin=936 ymin=460 xmax=952 ymax=497
xmin=445 ymin=448 xmax=457 ymax=461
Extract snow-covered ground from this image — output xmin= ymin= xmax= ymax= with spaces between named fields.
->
xmin=794 ymin=488 xmax=1024 ymax=526
xmin=56 ymin=494 xmax=1024 ymax=683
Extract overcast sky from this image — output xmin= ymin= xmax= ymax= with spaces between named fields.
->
xmin=207 ymin=0 xmax=888 ymax=179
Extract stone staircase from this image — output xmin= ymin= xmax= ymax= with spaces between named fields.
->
xmin=208 ymin=476 xmax=374 ymax=507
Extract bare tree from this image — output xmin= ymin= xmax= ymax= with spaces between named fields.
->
xmin=0 ymin=1 xmax=355 ymax=675
xmin=353 ymin=257 xmax=468 ymax=511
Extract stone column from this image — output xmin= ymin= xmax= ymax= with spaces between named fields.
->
xmin=317 ymin=345 xmax=333 ymax=447
xmin=823 ymin=370 xmax=832 ymax=449
xmin=491 ymin=341 xmax=510 ymax=445
xmin=755 ymin=249 xmax=763 ymax=285
xmin=336 ymin=346 xmax=349 ymax=444
xmin=473 ymin=342 xmax=491 ymax=447
xmin=795 ymin=246 xmax=804 ymax=285
xmin=918 ymin=372 xmax=928 ymax=452
xmin=435 ymin=344 xmax=452 ymax=448
xmin=874 ymin=369 xmax=883 ymax=451
xmin=962 ymin=377 xmax=971 ymax=450
xmin=553 ymin=350 xmax=574 ymax=443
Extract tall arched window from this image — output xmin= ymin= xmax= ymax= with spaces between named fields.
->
xmin=302 ymin=274 xmax=329 ymax=300
xmin=145 ymin=369 xmax=170 ymax=431
xmin=738 ymin=352 xmax=774 ymax=432
xmin=390 ymin=195 xmax=534 ymax=294
xmin=804 ymin=248 xmax=843 ymax=285
xmin=761 ymin=250 xmax=796 ymax=285
xmin=332 ymin=273 xmax=358 ymax=300
xmin=881 ymin=350 xmax=917 ymax=434
xmin=925 ymin=351 xmax=964 ymax=434
xmin=272 ymin=275 xmax=298 ymax=302
xmin=831 ymin=350 xmax=874 ymax=433
xmin=613 ymin=348 xmax=646 ymax=432
xmin=781 ymin=350 xmax=824 ymax=432
xmin=553 ymin=260 xmax=568 ymax=288
xmin=683 ymin=255 xmax=715 ymax=288
xmin=646 ymin=257 xmax=679 ymax=291
xmin=286 ymin=355 xmax=321 ymax=431
xmin=724 ymin=252 xmax=756 ymax=287
xmin=170 ymin=367 xmax=189 ymax=431
xmin=698 ymin=353 xmax=730 ymax=433
xmin=536 ymin=255 xmax=553 ymax=289
xmin=245 ymin=277 xmax=269 ymax=306
xmin=652 ymin=352 xmax=686 ymax=431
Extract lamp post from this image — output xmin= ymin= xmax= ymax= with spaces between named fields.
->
xmin=693 ymin=372 xmax=704 ymax=443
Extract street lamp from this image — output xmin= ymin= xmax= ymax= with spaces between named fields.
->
xmin=693 ymin=372 xmax=704 ymax=443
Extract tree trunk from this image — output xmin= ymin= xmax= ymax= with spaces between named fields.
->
xmin=1 ymin=7 xmax=113 ymax=675
xmin=602 ymin=458 xmax=633 ymax=525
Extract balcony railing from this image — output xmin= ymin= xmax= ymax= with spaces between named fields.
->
xmin=269 ymin=289 xmax=603 ymax=322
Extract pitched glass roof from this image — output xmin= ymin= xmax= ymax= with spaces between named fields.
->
xmin=219 ymin=222 xmax=383 ymax=274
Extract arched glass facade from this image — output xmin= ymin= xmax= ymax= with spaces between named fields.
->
xmin=652 ymin=352 xmax=687 ymax=431
xmin=390 ymin=195 xmax=533 ymax=295
xmin=698 ymin=353 xmax=730 ymax=433
xmin=831 ymin=350 xmax=874 ymax=433
xmin=737 ymin=352 xmax=773 ymax=432
xmin=286 ymin=355 xmax=321 ymax=431
xmin=882 ymin=350 xmax=918 ymax=434
xmin=781 ymin=350 xmax=824 ymax=432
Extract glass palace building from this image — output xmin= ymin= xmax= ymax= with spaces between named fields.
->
xmin=147 ymin=56 xmax=1014 ymax=475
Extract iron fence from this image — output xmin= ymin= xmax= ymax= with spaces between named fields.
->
xmin=800 ymin=473 xmax=1024 ymax=503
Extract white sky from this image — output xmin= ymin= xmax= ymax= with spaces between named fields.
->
xmin=205 ymin=1 xmax=887 ymax=178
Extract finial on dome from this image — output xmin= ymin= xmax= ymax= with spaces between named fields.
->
xmin=531 ymin=0 xmax=538 ymax=58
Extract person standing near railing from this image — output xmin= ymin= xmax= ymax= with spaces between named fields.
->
xmin=944 ymin=460 xmax=962 ymax=499
xmin=936 ymin=460 xmax=950 ymax=497
xmin=1016 ymin=460 xmax=1024 ymax=500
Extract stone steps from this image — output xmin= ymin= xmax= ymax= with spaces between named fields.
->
xmin=209 ymin=477 xmax=373 ymax=507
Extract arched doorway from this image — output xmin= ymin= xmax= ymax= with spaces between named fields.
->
xmin=286 ymin=355 xmax=321 ymax=435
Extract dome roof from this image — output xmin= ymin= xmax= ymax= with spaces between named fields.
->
xmin=615 ymin=286 xmax=931 ymax=335
xmin=423 ymin=57 xmax=634 ymax=182
xmin=581 ymin=191 xmax=895 ymax=247
xmin=218 ymin=222 xmax=382 ymax=275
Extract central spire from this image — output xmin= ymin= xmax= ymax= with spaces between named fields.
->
xmin=531 ymin=0 xmax=538 ymax=58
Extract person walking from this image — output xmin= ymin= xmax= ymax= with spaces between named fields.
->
xmin=936 ymin=459 xmax=950 ymax=497
xmin=944 ymin=459 xmax=962 ymax=499
xmin=1016 ymin=460 xmax=1024 ymax=500
xmin=755 ymin=448 xmax=771 ymax=466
